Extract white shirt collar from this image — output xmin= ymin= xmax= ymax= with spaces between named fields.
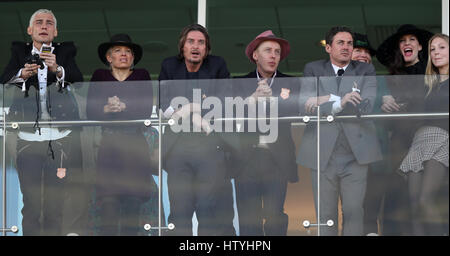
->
xmin=331 ymin=63 xmax=349 ymax=76
xmin=31 ymin=42 xmax=53 ymax=55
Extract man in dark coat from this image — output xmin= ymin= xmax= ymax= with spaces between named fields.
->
xmin=232 ymin=30 xmax=299 ymax=235
xmin=0 ymin=9 xmax=84 ymax=235
xmin=158 ymin=23 xmax=235 ymax=235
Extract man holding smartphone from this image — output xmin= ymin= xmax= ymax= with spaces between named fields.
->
xmin=297 ymin=26 xmax=382 ymax=236
xmin=0 ymin=9 xmax=85 ymax=236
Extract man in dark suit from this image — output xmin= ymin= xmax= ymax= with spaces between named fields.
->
xmin=158 ymin=24 xmax=235 ymax=235
xmin=297 ymin=26 xmax=382 ymax=236
xmin=231 ymin=30 xmax=299 ymax=235
xmin=0 ymin=9 xmax=84 ymax=235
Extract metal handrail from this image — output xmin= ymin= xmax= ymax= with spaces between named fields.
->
xmin=2 ymin=112 xmax=448 ymax=128
xmin=1 ymin=111 xmax=448 ymax=236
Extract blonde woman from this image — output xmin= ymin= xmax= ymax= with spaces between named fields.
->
xmin=399 ymin=33 xmax=449 ymax=235
xmin=86 ymin=34 xmax=156 ymax=235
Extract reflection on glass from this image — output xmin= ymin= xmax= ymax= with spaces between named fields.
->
xmin=0 ymin=76 xmax=448 ymax=236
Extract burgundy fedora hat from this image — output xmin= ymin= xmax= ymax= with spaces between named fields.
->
xmin=245 ymin=30 xmax=290 ymax=63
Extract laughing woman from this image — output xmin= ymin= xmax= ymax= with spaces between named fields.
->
xmin=376 ymin=24 xmax=434 ymax=235
xmin=399 ymin=34 xmax=449 ymax=235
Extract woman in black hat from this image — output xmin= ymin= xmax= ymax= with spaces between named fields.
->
xmin=86 ymin=34 xmax=158 ymax=235
xmin=376 ymin=25 xmax=434 ymax=235
xmin=377 ymin=24 xmax=434 ymax=75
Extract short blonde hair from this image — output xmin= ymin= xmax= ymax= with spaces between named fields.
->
xmin=29 ymin=9 xmax=57 ymax=28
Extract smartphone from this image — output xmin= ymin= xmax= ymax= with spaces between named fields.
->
xmin=41 ymin=46 xmax=52 ymax=53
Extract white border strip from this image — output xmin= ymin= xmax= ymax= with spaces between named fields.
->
xmin=443 ymin=0 xmax=449 ymax=35
xmin=197 ymin=0 xmax=207 ymax=27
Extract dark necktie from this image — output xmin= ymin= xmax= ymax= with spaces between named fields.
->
xmin=337 ymin=68 xmax=344 ymax=90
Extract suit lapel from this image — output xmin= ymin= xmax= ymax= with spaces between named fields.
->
xmin=47 ymin=43 xmax=59 ymax=86
xmin=23 ymin=43 xmax=40 ymax=87
xmin=324 ymin=60 xmax=336 ymax=77
xmin=174 ymin=62 xmax=188 ymax=97
xmin=235 ymin=71 xmax=257 ymax=97
xmin=199 ymin=66 xmax=210 ymax=97
xmin=320 ymin=60 xmax=338 ymax=95
xmin=22 ymin=43 xmax=33 ymax=67
xmin=339 ymin=61 xmax=358 ymax=95
xmin=197 ymin=57 xmax=210 ymax=80
xmin=343 ymin=61 xmax=356 ymax=76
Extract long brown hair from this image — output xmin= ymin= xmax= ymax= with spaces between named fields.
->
xmin=425 ymin=33 xmax=449 ymax=96
xmin=177 ymin=24 xmax=211 ymax=60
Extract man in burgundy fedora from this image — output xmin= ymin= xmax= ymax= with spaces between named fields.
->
xmin=232 ymin=30 xmax=299 ymax=236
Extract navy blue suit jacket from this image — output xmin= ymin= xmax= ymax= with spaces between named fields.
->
xmin=158 ymin=55 xmax=232 ymax=163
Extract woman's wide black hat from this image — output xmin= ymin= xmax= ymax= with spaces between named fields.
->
xmin=98 ymin=33 xmax=143 ymax=66
xmin=376 ymin=24 xmax=433 ymax=67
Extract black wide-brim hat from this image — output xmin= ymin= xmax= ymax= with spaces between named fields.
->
xmin=353 ymin=33 xmax=376 ymax=56
xmin=98 ymin=33 xmax=143 ymax=66
xmin=376 ymin=24 xmax=433 ymax=67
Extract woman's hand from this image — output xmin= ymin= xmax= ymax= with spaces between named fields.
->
xmin=104 ymin=96 xmax=126 ymax=113
xmin=381 ymin=95 xmax=400 ymax=113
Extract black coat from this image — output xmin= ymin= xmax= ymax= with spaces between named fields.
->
xmin=1 ymin=41 xmax=83 ymax=128
xmin=385 ymin=61 xmax=427 ymax=171
xmin=158 ymin=55 xmax=230 ymax=81
xmin=232 ymin=70 xmax=299 ymax=183
xmin=1 ymin=41 xmax=84 ymax=173
xmin=158 ymin=55 xmax=233 ymax=165
xmin=1 ymin=41 xmax=83 ymax=88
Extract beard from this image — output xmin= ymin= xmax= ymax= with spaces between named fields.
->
xmin=186 ymin=57 xmax=202 ymax=65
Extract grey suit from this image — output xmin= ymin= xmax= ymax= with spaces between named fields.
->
xmin=297 ymin=59 xmax=382 ymax=236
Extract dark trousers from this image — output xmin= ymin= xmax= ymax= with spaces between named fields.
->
xmin=363 ymin=163 xmax=390 ymax=234
xmin=382 ymin=171 xmax=411 ymax=235
xmin=97 ymin=195 xmax=143 ymax=236
xmin=16 ymin=137 xmax=76 ymax=236
xmin=165 ymin=140 xmax=235 ymax=236
xmin=235 ymin=147 xmax=288 ymax=236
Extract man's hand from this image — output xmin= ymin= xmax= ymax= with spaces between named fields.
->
xmin=192 ymin=113 xmax=212 ymax=135
xmin=381 ymin=95 xmax=401 ymax=113
xmin=104 ymin=96 xmax=126 ymax=113
xmin=40 ymin=52 xmax=58 ymax=73
xmin=171 ymin=103 xmax=212 ymax=135
xmin=172 ymin=103 xmax=202 ymax=119
xmin=304 ymin=95 xmax=331 ymax=114
xmin=20 ymin=63 xmax=40 ymax=80
xmin=341 ymin=91 xmax=361 ymax=108
xmin=251 ymin=79 xmax=272 ymax=99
